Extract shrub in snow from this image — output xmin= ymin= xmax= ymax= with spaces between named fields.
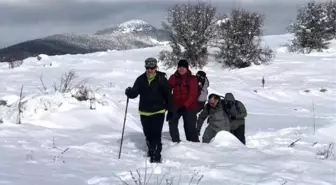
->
xmin=52 ymin=70 xmax=79 ymax=93
xmin=118 ymin=167 xmax=203 ymax=185
xmin=70 ymin=84 xmax=95 ymax=102
xmin=7 ymin=60 xmax=23 ymax=69
xmin=316 ymin=142 xmax=335 ymax=160
xmin=0 ymin=100 xmax=7 ymax=106
xmin=159 ymin=2 xmax=217 ymax=69
xmin=39 ymin=71 xmax=98 ymax=108
xmin=214 ymin=9 xmax=274 ymax=69
xmin=1 ymin=92 xmax=65 ymax=124
xmin=320 ymin=88 xmax=327 ymax=92
xmin=287 ymin=1 xmax=332 ymax=53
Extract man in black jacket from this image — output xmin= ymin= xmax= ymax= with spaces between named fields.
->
xmin=125 ymin=57 xmax=173 ymax=163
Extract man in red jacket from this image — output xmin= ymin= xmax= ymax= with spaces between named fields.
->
xmin=167 ymin=59 xmax=199 ymax=143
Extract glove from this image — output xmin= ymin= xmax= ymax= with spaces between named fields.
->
xmin=125 ymin=87 xmax=132 ymax=97
xmin=166 ymin=111 xmax=173 ymax=122
xmin=177 ymin=106 xmax=186 ymax=115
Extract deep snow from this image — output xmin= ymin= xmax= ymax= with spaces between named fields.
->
xmin=0 ymin=34 xmax=335 ymax=185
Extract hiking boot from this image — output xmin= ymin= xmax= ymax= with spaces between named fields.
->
xmin=150 ymin=143 xmax=162 ymax=163
xmin=151 ymin=153 xmax=162 ymax=163
xmin=147 ymin=149 xmax=153 ymax=157
xmin=146 ymin=139 xmax=153 ymax=157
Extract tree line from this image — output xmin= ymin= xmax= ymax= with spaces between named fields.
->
xmin=5 ymin=1 xmax=334 ymax=69
xmin=158 ymin=1 xmax=336 ymax=69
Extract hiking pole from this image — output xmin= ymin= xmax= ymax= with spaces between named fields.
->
xmin=118 ymin=97 xmax=129 ymax=159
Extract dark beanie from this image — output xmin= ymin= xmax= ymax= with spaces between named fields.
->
xmin=208 ymin=93 xmax=220 ymax=100
xmin=178 ymin=59 xmax=189 ymax=69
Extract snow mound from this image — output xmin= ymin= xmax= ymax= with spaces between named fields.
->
xmin=0 ymin=92 xmax=66 ymax=124
xmin=210 ymin=131 xmax=245 ymax=148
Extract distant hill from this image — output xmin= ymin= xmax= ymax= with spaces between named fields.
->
xmin=0 ymin=20 xmax=169 ymax=63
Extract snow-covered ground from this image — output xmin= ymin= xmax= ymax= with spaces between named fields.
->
xmin=0 ymin=34 xmax=335 ymax=185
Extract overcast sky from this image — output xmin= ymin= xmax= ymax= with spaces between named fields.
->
xmin=0 ymin=0 xmax=310 ymax=48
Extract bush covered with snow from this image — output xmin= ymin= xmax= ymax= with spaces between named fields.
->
xmin=0 ymin=70 xmax=103 ymax=124
xmin=214 ymin=9 xmax=274 ymax=69
xmin=159 ymin=1 xmax=217 ymax=69
xmin=0 ymin=89 xmax=104 ymax=125
xmin=0 ymin=92 xmax=65 ymax=124
xmin=0 ymin=100 xmax=6 ymax=106
xmin=287 ymin=1 xmax=336 ymax=53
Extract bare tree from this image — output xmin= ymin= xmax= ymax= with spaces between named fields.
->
xmin=159 ymin=2 xmax=217 ymax=69
xmin=215 ymin=9 xmax=274 ymax=69
xmin=53 ymin=70 xmax=78 ymax=93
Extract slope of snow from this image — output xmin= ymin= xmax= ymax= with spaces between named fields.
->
xmin=120 ymin=20 xmax=148 ymax=26
xmin=0 ymin=35 xmax=335 ymax=185
xmin=117 ymin=20 xmax=152 ymax=34
xmin=96 ymin=19 xmax=156 ymax=35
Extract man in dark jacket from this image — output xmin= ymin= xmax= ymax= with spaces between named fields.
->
xmin=125 ymin=57 xmax=173 ymax=163
xmin=223 ymin=93 xmax=247 ymax=145
xmin=196 ymin=94 xmax=231 ymax=143
xmin=167 ymin=59 xmax=199 ymax=143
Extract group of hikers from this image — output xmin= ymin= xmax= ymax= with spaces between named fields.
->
xmin=125 ymin=58 xmax=247 ymax=163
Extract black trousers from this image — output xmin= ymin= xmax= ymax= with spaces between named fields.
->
xmin=140 ymin=113 xmax=165 ymax=160
xmin=197 ymin=101 xmax=206 ymax=114
xmin=168 ymin=109 xmax=199 ymax=143
xmin=230 ymin=124 xmax=246 ymax=145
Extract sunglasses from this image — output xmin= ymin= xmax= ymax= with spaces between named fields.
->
xmin=145 ymin=66 xmax=156 ymax=70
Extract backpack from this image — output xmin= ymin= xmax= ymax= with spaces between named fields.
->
xmin=207 ymin=96 xmax=240 ymax=116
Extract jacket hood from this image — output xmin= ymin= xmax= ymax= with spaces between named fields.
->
xmin=224 ymin=93 xmax=235 ymax=102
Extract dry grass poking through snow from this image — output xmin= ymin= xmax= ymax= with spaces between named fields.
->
xmin=116 ymin=163 xmax=203 ymax=185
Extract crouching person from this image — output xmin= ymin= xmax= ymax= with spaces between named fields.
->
xmin=223 ymin=93 xmax=247 ymax=145
xmin=196 ymin=94 xmax=231 ymax=143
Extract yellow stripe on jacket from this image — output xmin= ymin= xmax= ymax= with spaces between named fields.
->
xmin=139 ymin=109 xmax=166 ymax=116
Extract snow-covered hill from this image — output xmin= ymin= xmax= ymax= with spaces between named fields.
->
xmin=96 ymin=20 xmax=156 ymax=34
xmin=0 ymin=34 xmax=335 ymax=185
xmin=0 ymin=20 xmax=168 ymax=63
xmin=94 ymin=20 xmax=169 ymax=43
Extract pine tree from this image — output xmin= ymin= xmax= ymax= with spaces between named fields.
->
xmin=159 ymin=2 xmax=217 ymax=69
xmin=288 ymin=1 xmax=331 ymax=53
xmin=324 ymin=0 xmax=336 ymax=39
xmin=214 ymin=9 xmax=274 ymax=69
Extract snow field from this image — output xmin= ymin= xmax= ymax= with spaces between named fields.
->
xmin=0 ymin=35 xmax=335 ymax=184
